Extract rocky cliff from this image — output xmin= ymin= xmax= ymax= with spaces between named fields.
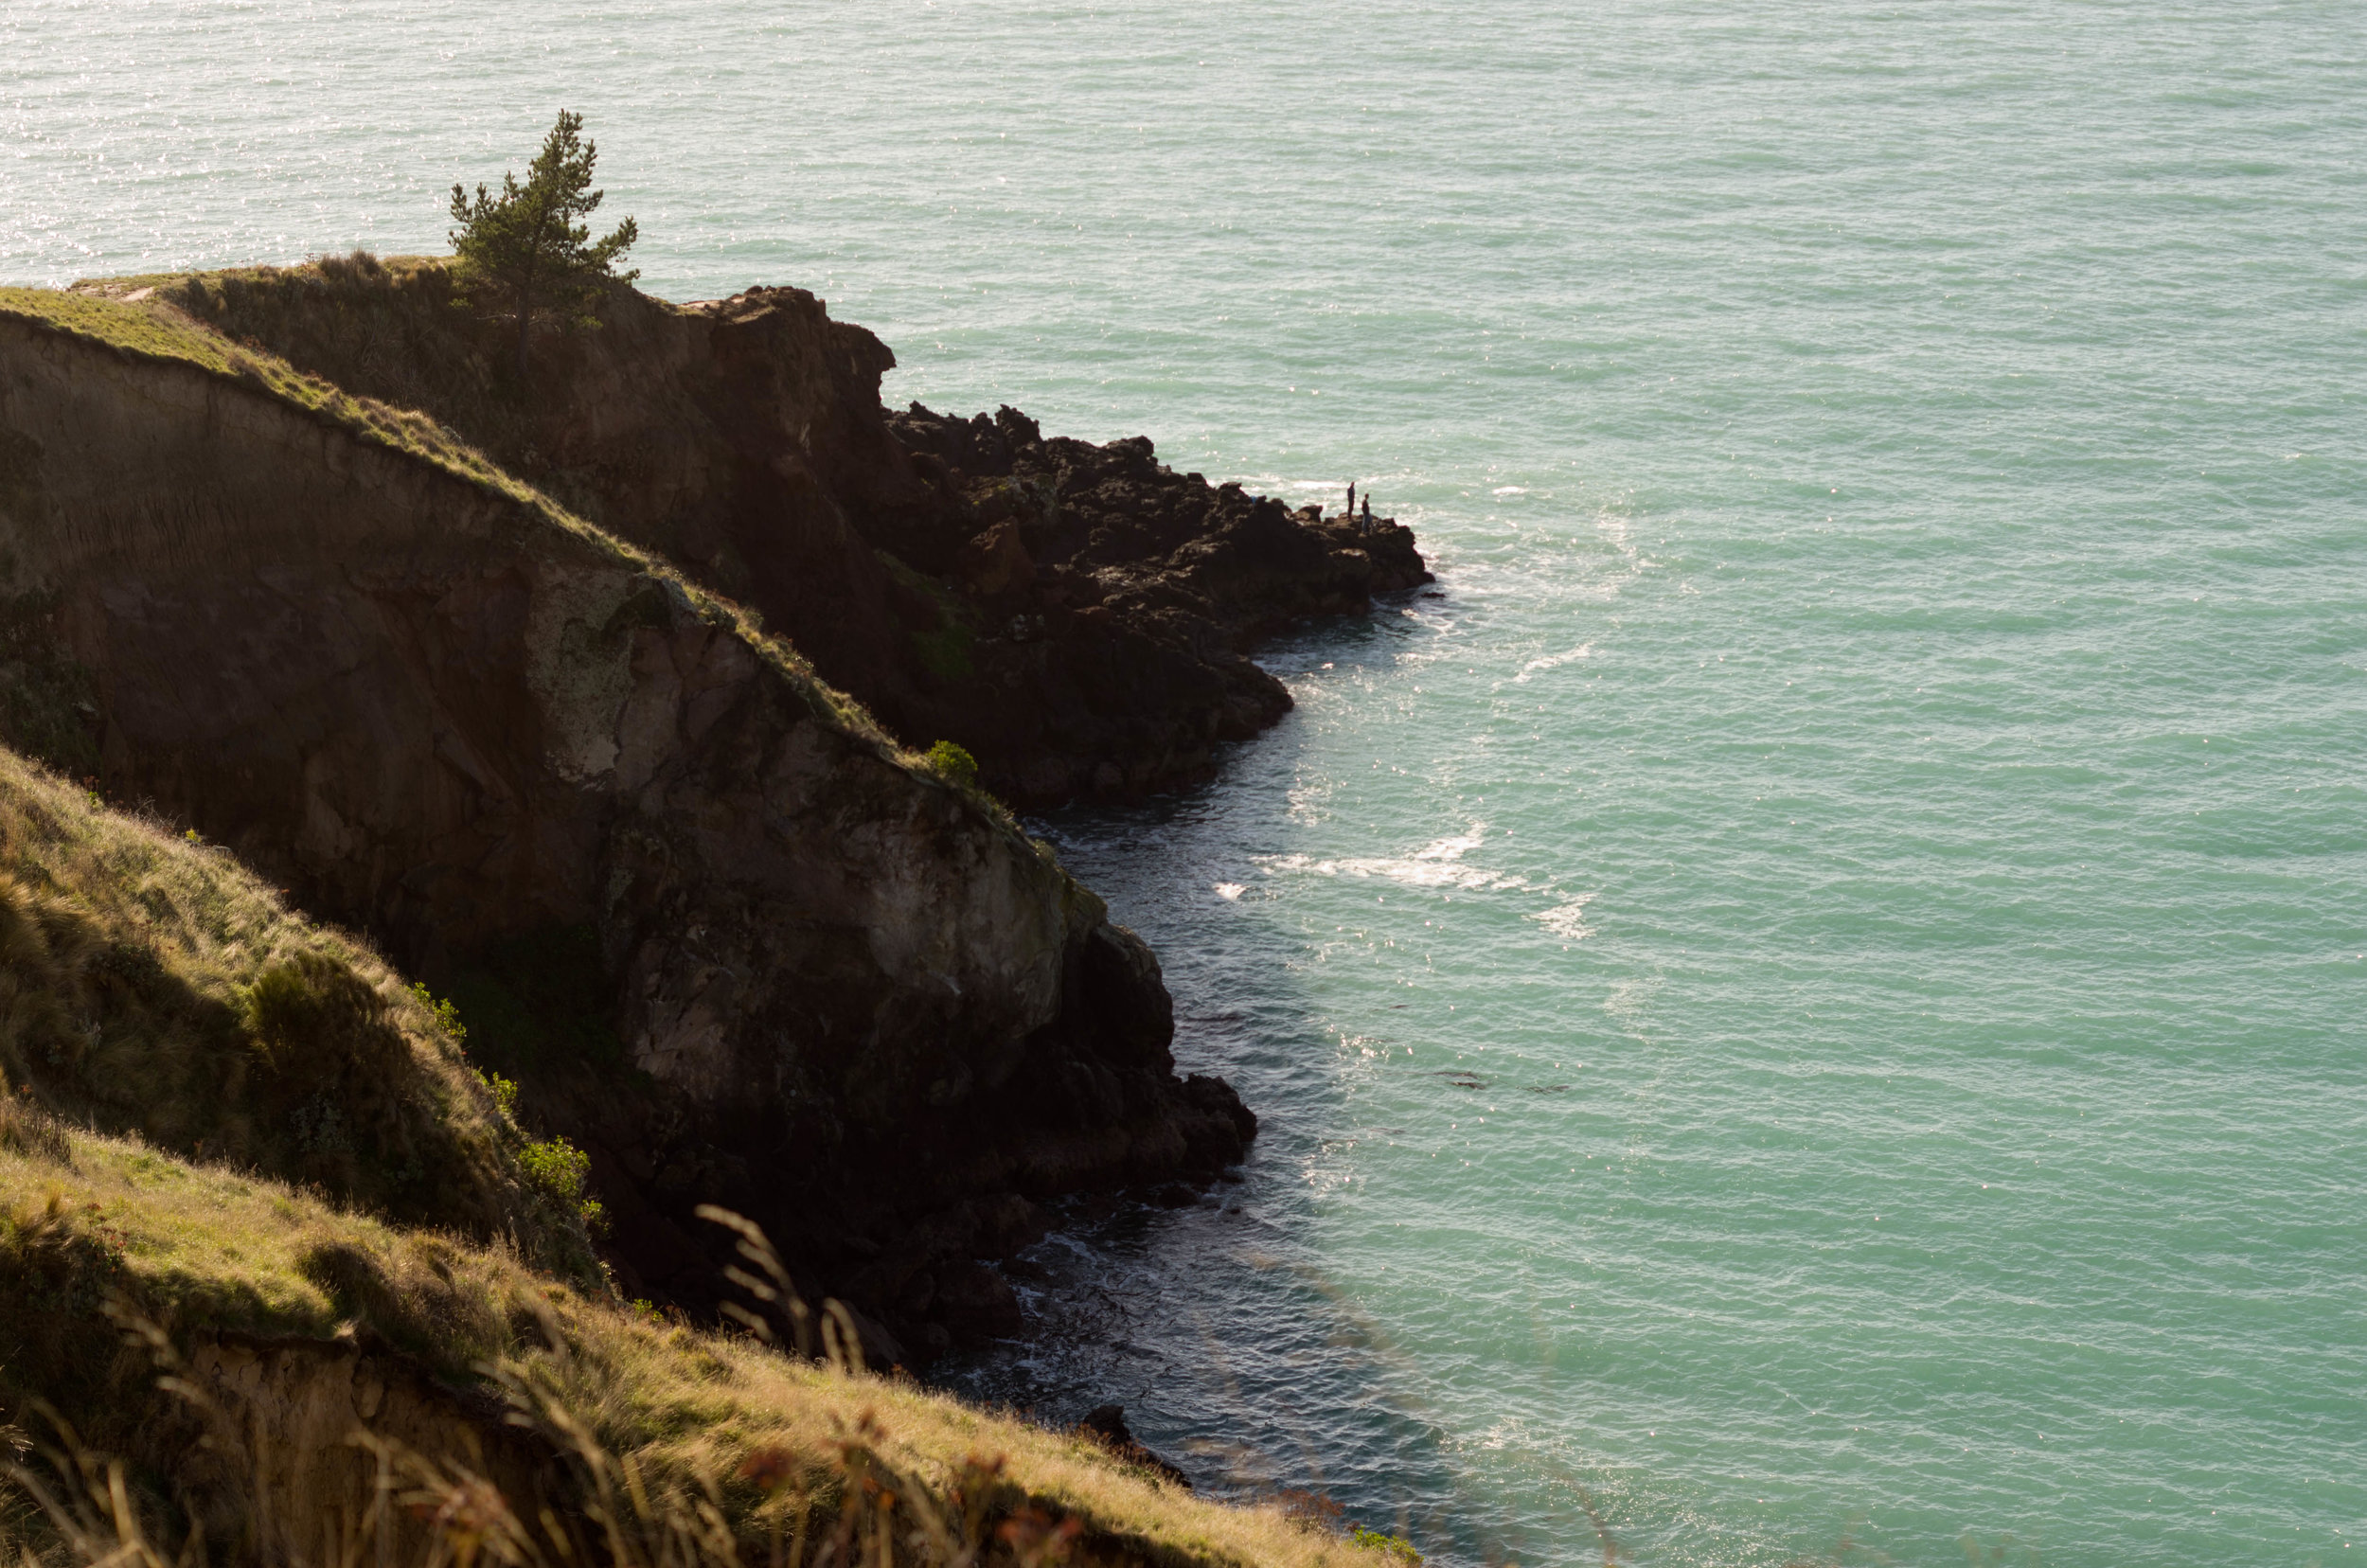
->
xmin=132 ymin=257 xmax=1430 ymax=804
xmin=0 ymin=294 xmax=1251 ymax=1359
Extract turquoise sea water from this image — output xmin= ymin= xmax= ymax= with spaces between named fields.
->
xmin=7 ymin=2 xmax=2363 ymax=1562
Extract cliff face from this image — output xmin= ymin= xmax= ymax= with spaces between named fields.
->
xmin=143 ymin=258 xmax=1430 ymax=804
xmin=0 ymin=301 xmax=1250 ymax=1355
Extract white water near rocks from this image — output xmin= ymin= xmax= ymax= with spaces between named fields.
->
xmin=7 ymin=3 xmax=2363 ymax=1562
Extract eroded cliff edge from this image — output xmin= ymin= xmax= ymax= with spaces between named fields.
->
xmin=0 ymin=297 xmax=1254 ymax=1361
xmin=133 ymin=257 xmax=1431 ymax=804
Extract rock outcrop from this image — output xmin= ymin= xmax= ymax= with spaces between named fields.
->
xmin=0 ymin=299 xmax=1251 ymax=1357
xmin=140 ymin=258 xmax=1430 ymax=804
xmin=881 ymin=402 xmax=1431 ymax=800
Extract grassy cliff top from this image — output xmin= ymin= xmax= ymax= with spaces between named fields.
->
xmin=0 ymin=282 xmax=544 ymax=508
xmin=0 ymin=1120 xmax=1402 ymax=1568
xmin=0 ymin=278 xmax=983 ymax=791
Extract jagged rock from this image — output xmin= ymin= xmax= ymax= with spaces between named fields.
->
xmin=959 ymin=518 xmax=1037 ymax=597
xmin=884 ymin=403 xmax=1432 ymax=802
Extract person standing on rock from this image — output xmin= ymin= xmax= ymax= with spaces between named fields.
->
xmin=1346 ymin=481 xmax=1356 ymax=520
xmin=1361 ymin=494 xmax=1373 ymax=533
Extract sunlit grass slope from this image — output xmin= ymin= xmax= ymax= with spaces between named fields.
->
xmin=0 ymin=1118 xmax=1400 ymax=1568
xmin=0 ymin=746 xmax=1398 ymax=1560
xmin=0 ymin=744 xmax=586 ymax=1268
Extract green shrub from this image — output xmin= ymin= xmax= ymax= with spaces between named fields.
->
xmin=924 ymin=739 xmax=979 ymax=789
xmin=475 ymin=1068 xmax=520 ymax=1121
xmin=408 ymin=980 xmax=468 ymax=1049
xmin=519 ymin=1131 xmax=605 ymax=1234
xmin=1350 ymin=1527 xmax=1423 ymax=1564
xmin=518 ymin=1133 xmax=589 ymax=1203
xmin=241 ymin=953 xmax=392 ymax=1076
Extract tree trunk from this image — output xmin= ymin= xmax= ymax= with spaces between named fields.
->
xmin=514 ymin=285 xmax=533 ymax=384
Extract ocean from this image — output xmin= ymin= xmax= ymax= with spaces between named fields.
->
xmin=6 ymin=1 xmax=2361 ymax=1561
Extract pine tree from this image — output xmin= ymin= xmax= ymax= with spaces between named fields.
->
xmin=448 ymin=110 xmax=640 ymax=382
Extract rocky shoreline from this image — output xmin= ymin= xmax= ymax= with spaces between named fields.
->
xmin=153 ymin=262 xmax=1431 ymax=807
xmin=0 ymin=261 xmax=1427 ymax=1367
xmin=883 ymin=398 xmax=1431 ymax=802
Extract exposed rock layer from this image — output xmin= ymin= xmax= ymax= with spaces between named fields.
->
xmin=151 ymin=259 xmax=1430 ymax=804
xmin=0 ymin=308 xmax=1251 ymax=1355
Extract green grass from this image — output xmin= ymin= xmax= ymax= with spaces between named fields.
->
xmin=912 ymin=620 xmax=977 ymax=682
xmin=0 ymin=284 xmax=539 ymax=504
xmin=878 ymin=550 xmax=979 ymax=683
